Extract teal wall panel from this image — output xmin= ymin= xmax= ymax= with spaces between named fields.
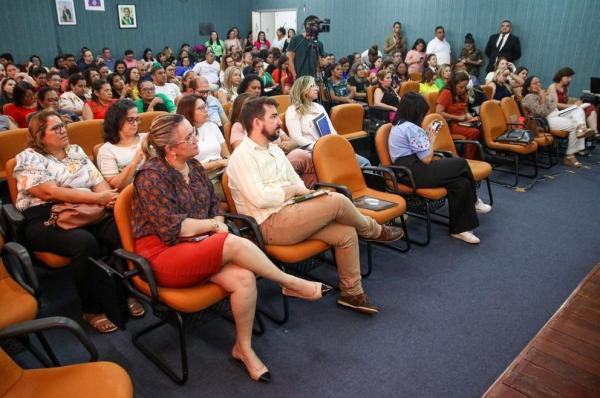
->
xmin=251 ymin=0 xmax=600 ymax=94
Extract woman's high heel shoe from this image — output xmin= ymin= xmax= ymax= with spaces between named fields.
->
xmin=231 ymin=346 xmax=271 ymax=383
xmin=282 ymin=282 xmax=333 ymax=301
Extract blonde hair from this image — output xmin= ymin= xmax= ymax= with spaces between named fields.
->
xmin=28 ymin=109 xmax=62 ymax=154
xmin=222 ymin=66 xmax=241 ymax=98
xmin=494 ymin=67 xmax=510 ymax=80
xmin=290 ymin=75 xmax=316 ymax=116
xmin=141 ymin=113 xmax=185 ymax=158
xmin=437 ymin=64 xmax=451 ymax=81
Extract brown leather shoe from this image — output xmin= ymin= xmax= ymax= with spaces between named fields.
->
xmin=337 ymin=293 xmax=379 ymax=314
xmin=364 ymin=225 xmax=404 ymax=242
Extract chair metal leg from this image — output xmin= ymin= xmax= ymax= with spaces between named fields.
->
xmin=35 ymin=332 xmax=60 ymax=366
xmin=132 ymin=312 xmax=188 ymax=385
xmin=17 ymin=335 xmax=54 ymax=368
xmin=407 ymin=201 xmax=433 ymax=247
xmin=485 ymin=178 xmax=494 ymax=206
xmin=361 ymin=242 xmax=373 ymax=278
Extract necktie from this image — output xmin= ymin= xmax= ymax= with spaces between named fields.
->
xmin=496 ymin=34 xmax=505 ymax=49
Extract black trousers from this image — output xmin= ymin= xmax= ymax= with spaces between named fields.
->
xmin=394 ymin=155 xmax=479 ymax=234
xmin=23 ymin=204 xmax=122 ymax=314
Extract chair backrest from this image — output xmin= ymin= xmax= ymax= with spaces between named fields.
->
xmin=480 ymin=84 xmax=494 ymax=100
xmin=480 ymin=100 xmax=509 ymax=143
xmin=500 ymin=97 xmax=522 ymax=124
xmin=66 ymin=119 xmax=104 ymax=158
xmin=313 ymin=134 xmax=366 ymax=193
xmin=0 ymin=128 xmax=28 ymax=178
xmin=399 ymin=81 xmax=420 ymax=97
xmin=330 ymin=103 xmax=364 ymax=136
xmin=279 ymin=112 xmax=287 ymax=133
xmin=222 ymin=102 xmax=232 ymax=119
xmin=272 ymin=94 xmax=290 ymax=114
xmin=139 ymin=111 xmax=168 ymax=133
xmin=366 ymin=86 xmax=376 ymax=108
xmin=0 ymin=348 xmax=23 ymax=397
xmin=221 ymin=172 xmax=238 ymax=215
xmin=114 ymin=184 xmax=135 ymax=253
xmin=421 ymin=113 xmax=457 ymax=155
xmin=374 ymin=123 xmax=393 ymax=166
xmin=92 ymin=143 xmax=103 ymax=164
xmin=426 ymin=91 xmax=439 ymax=114
xmin=5 ymin=158 xmax=18 ymax=204
xmin=409 ymin=72 xmax=422 ymax=82
xmin=222 ymin=122 xmax=233 ymax=152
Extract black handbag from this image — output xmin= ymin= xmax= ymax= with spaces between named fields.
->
xmin=495 ymin=128 xmax=535 ymax=144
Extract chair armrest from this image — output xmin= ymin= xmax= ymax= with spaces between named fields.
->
xmin=0 ymin=317 xmax=98 ymax=362
xmin=2 ymin=241 xmax=39 ymax=297
xmin=433 ymin=150 xmax=455 ymax=159
xmin=224 ymin=213 xmax=265 ymax=250
xmin=383 ymin=165 xmax=417 ymax=194
xmin=314 ymin=182 xmax=352 ymax=199
xmin=454 ymin=139 xmax=485 ymax=160
xmin=2 ymin=203 xmax=24 ymax=225
xmin=361 ymin=165 xmax=400 ymax=192
xmin=109 ymin=249 xmax=159 ymax=305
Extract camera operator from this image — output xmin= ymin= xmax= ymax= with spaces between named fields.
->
xmin=287 ymin=15 xmax=325 ymax=80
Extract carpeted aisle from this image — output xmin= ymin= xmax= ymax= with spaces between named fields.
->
xmin=11 ymin=153 xmax=600 ymax=397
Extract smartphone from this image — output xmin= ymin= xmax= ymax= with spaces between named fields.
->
xmin=431 ymin=120 xmax=442 ymax=133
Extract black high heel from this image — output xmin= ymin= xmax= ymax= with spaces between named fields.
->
xmin=231 ymin=347 xmax=271 ymax=383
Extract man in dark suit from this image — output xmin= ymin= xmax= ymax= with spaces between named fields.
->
xmin=484 ymin=20 xmax=521 ymax=72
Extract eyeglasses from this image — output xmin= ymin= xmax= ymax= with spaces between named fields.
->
xmin=196 ymin=105 xmax=208 ymax=112
xmin=49 ymin=122 xmax=67 ymax=134
xmin=46 ymin=97 xmax=59 ymax=103
xmin=141 ymin=87 xmax=155 ymax=92
xmin=194 ymin=90 xmax=209 ymax=95
xmin=125 ymin=116 xmax=141 ymax=124
xmin=174 ymin=131 xmax=198 ymax=145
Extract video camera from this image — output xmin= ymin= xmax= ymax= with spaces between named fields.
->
xmin=307 ymin=18 xmax=330 ymax=35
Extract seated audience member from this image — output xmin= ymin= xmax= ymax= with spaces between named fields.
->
xmin=107 ymin=72 xmax=131 ymax=99
xmin=142 ymin=48 xmax=156 ymax=64
xmin=253 ymin=31 xmax=271 ymax=51
xmin=459 ymin=33 xmax=483 ymax=79
xmin=252 ymin=58 xmax=277 ymax=92
xmin=137 ymin=60 xmax=153 ymax=81
xmin=0 ymin=63 xmax=5 ymax=80
xmin=0 ymin=77 xmax=16 ymax=109
xmin=271 ymin=55 xmax=293 ymax=95
xmin=97 ymin=99 xmax=145 ymax=191
xmin=361 ymin=44 xmax=382 ymax=66
xmin=113 ymin=60 xmax=127 ymax=77
xmin=224 ymin=27 xmax=243 ymax=54
xmin=393 ymin=62 xmax=410 ymax=89
xmin=237 ymin=74 xmax=264 ymax=97
xmin=425 ymin=53 xmax=438 ymax=74
xmin=152 ymin=65 xmax=182 ymax=104
xmin=31 ymin=67 xmax=48 ymax=90
xmin=484 ymin=57 xmax=522 ymax=87
xmin=77 ymin=49 xmax=95 ymax=71
xmin=369 ymin=56 xmax=383 ymax=81
xmin=4 ymin=81 xmax=38 ymax=127
xmin=547 ymin=67 xmax=598 ymax=135
xmin=435 ymin=71 xmax=481 ymax=159
xmin=37 ymin=87 xmax=79 ymax=122
xmin=122 ymin=50 xmax=137 ymax=69
xmin=511 ymin=66 xmax=529 ymax=99
xmin=0 ymin=114 xmax=17 ymax=131
xmin=522 ymin=76 xmax=590 ymax=167
xmin=229 ymin=93 xmax=316 ymax=188
xmin=347 ymin=63 xmax=370 ymax=101
xmin=205 ymin=31 xmax=226 ymax=61
xmin=133 ymin=113 xmax=329 ymax=383
xmin=419 ymin=69 xmax=439 ymax=95
xmin=165 ymin=64 xmax=182 ymax=91
xmin=59 ymin=74 xmax=86 ymax=116
xmin=434 ymin=64 xmax=452 ymax=89
xmin=405 ymin=38 xmax=427 ymax=74
xmin=6 ymin=63 xmax=36 ymax=86
xmin=271 ymin=27 xmax=287 ymax=50
xmin=241 ymin=52 xmax=254 ymax=76
xmin=14 ymin=109 xmax=144 ymax=333
xmin=137 ymin=80 xmax=175 ymax=113
xmin=327 ymin=62 xmax=356 ymax=105
xmin=339 ymin=57 xmax=351 ymax=80
xmin=217 ymin=66 xmax=242 ymax=104
xmin=228 ymin=97 xmax=403 ymax=314
xmin=176 ymin=56 xmax=194 ymax=77
xmin=83 ymin=67 xmax=100 ymax=98
xmin=489 ymin=68 xmax=513 ymax=100
xmin=188 ymin=76 xmax=229 ymax=126
xmin=82 ymin=79 xmax=116 ymax=120
xmin=176 ymin=95 xmax=230 ymax=200
xmin=263 ymin=51 xmax=277 ymax=75
xmin=219 ymin=55 xmax=235 ymax=83
xmin=373 ymin=70 xmax=401 ymax=122
xmin=192 ymin=49 xmax=220 ymax=91
xmin=98 ymin=64 xmax=110 ymax=80
xmin=125 ymin=67 xmax=141 ymax=100
xmin=181 ymin=70 xmax=197 ymax=92
xmin=286 ymin=76 xmax=371 ymax=167
xmin=46 ymin=71 xmax=63 ymax=93
xmin=389 ymin=93 xmax=490 ymax=244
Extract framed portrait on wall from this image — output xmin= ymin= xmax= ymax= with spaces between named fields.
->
xmin=55 ymin=0 xmax=77 ymax=25
xmin=118 ymin=5 xmax=137 ymax=29
xmin=85 ymin=0 xmax=105 ymax=11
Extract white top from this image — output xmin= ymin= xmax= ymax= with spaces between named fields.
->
xmin=59 ymin=91 xmax=85 ymax=113
xmin=13 ymin=145 xmax=104 ymax=211
xmin=361 ymin=49 xmax=383 ymax=65
xmin=227 ymin=136 xmax=304 ymax=224
xmin=426 ymin=37 xmax=452 ymax=65
xmin=285 ymin=102 xmax=337 ymax=149
xmin=194 ymin=122 xmax=225 ymax=164
xmin=154 ymin=83 xmax=181 ymax=103
xmin=193 ymin=60 xmax=221 ymax=85
xmin=271 ymin=37 xmax=287 ymax=49
xmin=96 ymin=133 xmax=147 ymax=177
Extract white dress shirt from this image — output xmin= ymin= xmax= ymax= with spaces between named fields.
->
xmin=426 ymin=37 xmax=451 ymax=65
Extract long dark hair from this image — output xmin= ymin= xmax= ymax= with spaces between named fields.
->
xmin=522 ymin=75 xmax=538 ymax=96
xmin=175 ymin=94 xmax=202 ymax=126
xmin=443 ymin=71 xmax=470 ymax=103
xmin=237 ymin=74 xmax=263 ymax=95
xmin=392 ymin=92 xmax=429 ymax=126
xmin=103 ymin=99 xmax=137 ymax=144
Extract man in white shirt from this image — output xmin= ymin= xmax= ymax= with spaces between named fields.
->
xmin=151 ymin=65 xmax=182 ymax=104
xmin=227 ymin=97 xmax=404 ymax=315
xmin=192 ymin=50 xmax=220 ymax=91
xmin=426 ymin=26 xmax=451 ymax=66
xmin=271 ymin=27 xmax=287 ymax=49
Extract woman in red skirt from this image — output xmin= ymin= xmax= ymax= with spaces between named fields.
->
xmin=132 ymin=114 xmax=331 ymax=384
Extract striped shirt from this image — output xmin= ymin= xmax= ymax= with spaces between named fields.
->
xmin=227 ymin=136 xmax=304 ymax=224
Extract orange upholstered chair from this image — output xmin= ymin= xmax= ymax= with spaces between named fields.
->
xmin=312 ymin=134 xmax=409 ymax=276
xmin=0 ymin=128 xmax=28 ymax=179
xmin=421 ymin=114 xmax=494 ymax=204
xmin=138 ymin=111 xmax=168 ymax=132
xmin=426 ymin=91 xmax=439 ymax=114
xmin=66 ymin=119 xmax=104 ymax=159
xmin=222 ymin=121 xmax=233 ymax=152
xmin=375 ymin=123 xmax=448 ymax=246
xmin=398 ymin=81 xmax=420 ymax=97
xmin=109 ymin=184 xmax=232 ymax=384
xmin=271 ymin=94 xmax=290 ymax=114
xmin=330 ymin=103 xmax=368 ymax=141
xmin=480 ymin=84 xmax=494 ymax=100
xmin=409 ymin=72 xmax=422 ymax=82
xmin=222 ymin=102 xmax=232 ymax=119
xmin=480 ymin=100 xmax=539 ymax=187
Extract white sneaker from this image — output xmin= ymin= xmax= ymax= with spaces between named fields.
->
xmin=475 ymin=198 xmax=492 ymax=214
xmin=450 ymin=231 xmax=481 ymax=244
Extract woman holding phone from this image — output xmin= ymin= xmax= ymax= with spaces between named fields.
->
xmin=389 ymin=92 xmax=491 ymax=244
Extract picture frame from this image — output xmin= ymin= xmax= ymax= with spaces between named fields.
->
xmin=118 ymin=5 xmax=137 ymax=29
xmin=55 ymin=0 xmax=77 ymax=25
xmin=84 ymin=0 xmax=105 ymax=11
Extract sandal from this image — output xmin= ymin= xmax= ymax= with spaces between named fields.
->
xmin=127 ymin=298 xmax=145 ymax=318
xmin=564 ymin=156 xmax=582 ymax=168
xmin=83 ymin=313 xmax=118 ymax=333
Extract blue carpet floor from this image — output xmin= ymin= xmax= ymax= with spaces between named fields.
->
xmin=10 ymin=152 xmax=600 ymax=398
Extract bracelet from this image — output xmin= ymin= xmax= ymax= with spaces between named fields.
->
xmin=210 ymin=218 xmax=219 ymax=232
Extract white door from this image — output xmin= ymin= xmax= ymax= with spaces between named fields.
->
xmin=259 ymin=11 xmax=276 ymax=42
xmin=251 ymin=11 xmax=260 ymax=42
xmin=274 ymin=10 xmax=296 ymax=33
xmin=253 ymin=9 xmax=297 ymax=44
